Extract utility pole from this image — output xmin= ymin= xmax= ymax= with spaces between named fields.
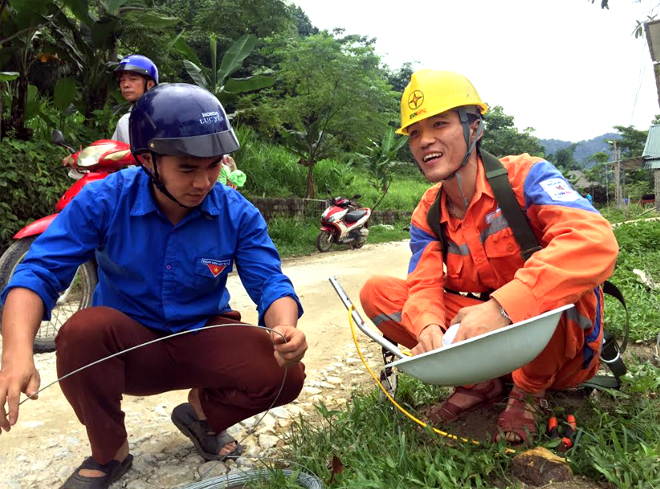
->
xmin=613 ymin=140 xmax=621 ymax=210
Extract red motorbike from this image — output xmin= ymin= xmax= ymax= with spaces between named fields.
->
xmin=0 ymin=130 xmax=136 ymax=352
xmin=316 ymin=195 xmax=372 ymax=252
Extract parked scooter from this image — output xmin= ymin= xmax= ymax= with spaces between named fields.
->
xmin=0 ymin=130 xmax=136 ymax=352
xmin=316 ymin=194 xmax=371 ymax=252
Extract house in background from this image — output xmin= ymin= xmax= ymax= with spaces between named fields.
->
xmin=610 ymin=124 xmax=660 ymax=209
xmin=642 ymin=125 xmax=660 ymax=209
xmin=634 ymin=21 xmax=660 ymax=209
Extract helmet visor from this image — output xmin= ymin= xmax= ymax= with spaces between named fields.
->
xmin=115 ymin=63 xmax=151 ymax=78
xmin=148 ymin=130 xmax=240 ymax=158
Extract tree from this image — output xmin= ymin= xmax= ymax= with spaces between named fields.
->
xmin=386 ymin=61 xmax=416 ymax=93
xmin=612 ymin=124 xmax=648 ymax=158
xmin=480 ymin=105 xmax=545 ymax=158
xmin=357 ymin=128 xmax=408 ymax=210
xmin=584 ymin=152 xmax=611 ymax=204
xmin=547 ymin=144 xmax=580 ymax=171
xmin=0 ymin=0 xmax=56 ymax=138
xmin=610 ymin=124 xmax=653 ymax=200
xmin=158 ymin=0 xmax=305 ymax=80
xmin=181 ymin=34 xmax=275 ymax=106
xmin=288 ymin=4 xmax=318 ymax=37
xmin=259 ymin=32 xmax=397 ymax=198
xmin=0 ymin=0 xmax=182 ymax=138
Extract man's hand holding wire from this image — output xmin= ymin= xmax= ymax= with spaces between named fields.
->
xmin=270 ymin=326 xmax=307 ymax=367
xmin=0 ymin=355 xmax=41 ymax=434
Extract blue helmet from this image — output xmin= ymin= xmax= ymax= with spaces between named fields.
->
xmin=129 ymin=83 xmax=239 ymax=158
xmin=115 ymin=54 xmax=159 ymax=85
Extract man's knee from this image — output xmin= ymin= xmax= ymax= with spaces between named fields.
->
xmin=359 ymin=275 xmax=394 ymax=315
xmin=56 ymin=306 xmax=130 ymax=355
xmin=276 ymin=363 xmax=306 ymax=406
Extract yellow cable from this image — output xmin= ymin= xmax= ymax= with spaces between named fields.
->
xmin=348 ymin=305 xmax=516 ymax=455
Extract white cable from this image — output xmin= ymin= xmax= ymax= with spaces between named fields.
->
xmin=20 ymin=323 xmax=277 ymax=405
xmin=17 ymin=323 xmax=324 ymax=486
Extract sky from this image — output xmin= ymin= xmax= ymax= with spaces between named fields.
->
xmin=290 ymin=0 xmax=660 ymax=142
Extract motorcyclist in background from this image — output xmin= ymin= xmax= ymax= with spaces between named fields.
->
xmin=62 ymin=55 xmax=158 ymax=177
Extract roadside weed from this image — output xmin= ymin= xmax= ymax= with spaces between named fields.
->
xmin=267 ymin=213 xmax=660 ymax=487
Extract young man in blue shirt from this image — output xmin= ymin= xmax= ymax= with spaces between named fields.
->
xmin=0 ymin=83 xmax=308 ymax=489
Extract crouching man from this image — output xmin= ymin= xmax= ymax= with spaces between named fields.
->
xmin=0 ymin=83 xmax=307 ymax=489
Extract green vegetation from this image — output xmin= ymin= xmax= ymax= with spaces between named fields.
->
xmin=606 ymin=218 xmax=660 ymax=341
xmin=0 ymin=139 xmax=70 ymax=247
xmin=1 ymin=0 xmax=581 ymax=258
xmin=234 ymin=126 xmax=428 ymax=207
xmin=272 ymin=359 xmax=660 ymax=489
xmin=263 ymin=212 xmax=660 ymax=488
xmin=481 ymin=105 xmax=545 ymax=158
xmin=272 ymin=218 xmax=411 ymax=258
xmin=598 ymin=203 xmax=655 ymax=224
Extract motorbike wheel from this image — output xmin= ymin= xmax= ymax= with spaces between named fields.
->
xmin=0 ymin=236 xmax=98 ymax=353
xmin=316 ymin=230 xmax=334 ymax=252
xmin=351 ymin=240 xmax=366 ymax=250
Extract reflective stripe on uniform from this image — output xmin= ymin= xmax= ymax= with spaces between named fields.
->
xmin=370 ymin=311 xmax=403 ymax=327
xmin=565 ymin=307 xmax=593 ymax=330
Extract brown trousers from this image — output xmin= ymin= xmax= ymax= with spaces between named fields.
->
xmin=55 ymin=306 xmax=305 ymax=464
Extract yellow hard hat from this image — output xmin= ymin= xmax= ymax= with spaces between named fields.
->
xmin=397 ymin=69 xmax=488 ymax=135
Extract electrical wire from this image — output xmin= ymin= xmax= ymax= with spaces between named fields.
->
xmin=14 ymin=322 xmax=324 ymax=487
xmin=20 ymin=322 xmax=276 ymax=405
xmin=347 ymin=305 xmax=517 ymax=455
xmin=184 ymin=469 xmax=323 ymax=489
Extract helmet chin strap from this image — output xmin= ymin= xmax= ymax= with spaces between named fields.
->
xmin=442 ymin=107 xmax=484 ymax=209
xmin=141 ymin=153 xmax=191 ymax=209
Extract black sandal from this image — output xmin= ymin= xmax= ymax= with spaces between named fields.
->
xmin=171 ymin=403 xmax=243 ymax=461
xmin=59 ymin=454 xmax=133 ymax=489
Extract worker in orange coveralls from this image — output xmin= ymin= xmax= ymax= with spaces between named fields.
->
xmin=359 ymin=69 xmax=619 ymax=445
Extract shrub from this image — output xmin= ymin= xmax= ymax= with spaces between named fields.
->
xmin=0 ymin=138 xmax=70 ymax=253
xmin=233 ymin=125 xmax=428 ymax=209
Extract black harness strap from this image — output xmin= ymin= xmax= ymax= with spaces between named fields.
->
xmin=426 ymin=150 xmax=542 ymax=262
xmin=480 ymin=151 xmax=543 ymax=261
xmin=426 ymin=186 xmax=447 ymax=258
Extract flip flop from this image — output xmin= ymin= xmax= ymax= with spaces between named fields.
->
xmin=171 ymin=403 xmax=243 ymax=461
xmin=59 ymin=454 xmax=133 ymax=489
xmin=426 ymin=378 xmax=505 ymax=424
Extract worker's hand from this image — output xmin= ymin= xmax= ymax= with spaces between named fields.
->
xmin=62 ymin=154 xmax=76 ymax=168
xmin=450 ymin=299 xmax=511 ymax=344
xmin=270 ymin=325 xmax=307 ymax=367
xmin=0 ymin=353 xmax=40 ymax=434
xmin=412 ymin=324 xmax=444 ymax=355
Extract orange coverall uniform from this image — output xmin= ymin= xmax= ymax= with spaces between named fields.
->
xmin=360 ymin=154 xmax=619 ymax=392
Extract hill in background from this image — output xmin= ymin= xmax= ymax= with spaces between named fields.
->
xmin=538 ymin=132 xmax=620 ymax=167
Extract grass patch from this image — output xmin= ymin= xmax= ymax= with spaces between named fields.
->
xmin=282 ymin=391 xmax=512 ymax=489
xmin=568 ymin=360 xmax=660 ymax=488
xmin=606 ymin=220 xmax=660 ymax=341
xmin=267 ymin=211 xmax=660 ymax=488
xmin=269 ymin=218 xmax=411 ymax=259
xmin=599 ymin=203 xmax=658 ymax=224
xmin=233 ymin=125 xmax=428 ymax=211
xmin=269 ymin=360 xmax=660 ymax=488
xmin=267 ymin=217 xmax=320 ymax=258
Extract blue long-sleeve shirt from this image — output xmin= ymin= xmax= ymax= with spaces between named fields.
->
xmin=1 ymin=167 xmax=302 ymax=332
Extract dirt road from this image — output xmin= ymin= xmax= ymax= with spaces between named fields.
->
xmin=0 ymin=240 xmax=412 ymax=488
